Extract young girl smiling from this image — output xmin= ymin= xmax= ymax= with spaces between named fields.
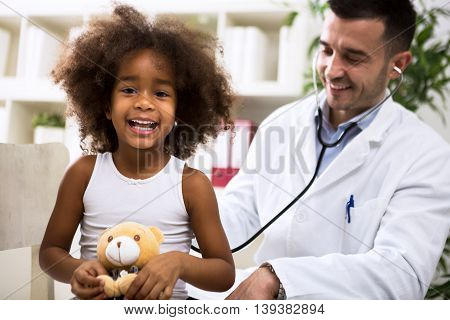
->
xmin=39 ymin=5 xmax=235 ymax=300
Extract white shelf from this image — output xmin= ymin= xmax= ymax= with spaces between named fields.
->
xmin=0 ymin=77 xmax=64 ymax=101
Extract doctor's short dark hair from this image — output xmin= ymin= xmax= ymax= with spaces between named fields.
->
xmin=52 ymin=4 xmax=234 ymax=159
xmin=328 ymin=0 xmax=417 ymax=56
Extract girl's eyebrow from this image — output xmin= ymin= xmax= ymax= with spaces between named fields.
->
xmin=117 ymin=75 xmax=174 ymax=86
xmin=117 ymin=75 xmax=138 ymax=82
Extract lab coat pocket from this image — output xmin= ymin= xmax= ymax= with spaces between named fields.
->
xmin=343 ymin=197 xmax=386 ymax=253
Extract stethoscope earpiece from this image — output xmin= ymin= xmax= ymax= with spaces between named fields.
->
xmin=393 ymin=66 xmax=402 ymax=75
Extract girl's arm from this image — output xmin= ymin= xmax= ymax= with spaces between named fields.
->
xmin=125 ymin=167 xmax=235 ymax=299
xmin=178 ymin=167 xmax=235 ymax=290
xmin=39 ymin=156 xmax=107 ymax=298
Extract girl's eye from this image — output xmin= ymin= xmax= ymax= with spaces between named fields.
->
xmin=107 ymin=236 xmax=113 ymax=242
xmin=121 ymin=87 xmax=137 ymax=94
xmin=134 ymin=235 xmax=140 ymax=241
xmin=155 ymin=91 xmax=169 ymax=98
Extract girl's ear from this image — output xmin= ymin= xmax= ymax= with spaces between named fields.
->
xmin=105 ymin=104 xmax=112 ymax=120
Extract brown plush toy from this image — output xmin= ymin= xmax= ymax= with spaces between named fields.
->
xmin=96 ymin=222 xmax=164 ymax=298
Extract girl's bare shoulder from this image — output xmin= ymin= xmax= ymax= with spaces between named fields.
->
xmin=64 ymin=154 xmax=97 ymax=190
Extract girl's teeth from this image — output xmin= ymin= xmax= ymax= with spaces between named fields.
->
xmin=129 ymin=120 xmax=158 ymax=129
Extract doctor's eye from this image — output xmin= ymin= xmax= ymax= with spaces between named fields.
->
xmin=321 ymin=47 xmax=333 ymax=56
xmin=134 ymin=235 xmax=140 ymax=241
xmin=107 ymin=236 xmax=113 ymax=242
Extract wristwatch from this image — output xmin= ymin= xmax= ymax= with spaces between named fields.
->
xmin=260 ymin=262 xmax=287 ymax=300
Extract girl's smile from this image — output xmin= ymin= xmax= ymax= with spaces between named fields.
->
xmin=127 ymin=118 xmax=159 ymax=136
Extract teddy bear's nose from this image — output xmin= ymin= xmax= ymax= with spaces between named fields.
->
xmin=117 ymin=241 xmax=121 ymax=248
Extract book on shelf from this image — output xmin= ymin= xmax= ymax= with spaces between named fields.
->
xmin=224 ymin=26 xmax=245 ymax=83
xmin=223 ymin=26 xmax=269 ymax=84
xmin=18 ymin=25 xmax=61 ymax=78
xmin=242 ymin=26 xmax=268 ymax=83
xmin=0 ymin=27 xmax=11 ymax=76
xmin=277 ymin=25 xmax=290 ymax=84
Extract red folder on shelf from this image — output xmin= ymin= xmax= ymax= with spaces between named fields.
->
xmin=211 ymin=119 xmax=256 ymax=187
xmin=211 ymin=167 xmax=240 ymax=188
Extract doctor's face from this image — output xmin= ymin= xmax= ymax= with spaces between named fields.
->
xmin=317 ymin=12 xmax=392 ymax=122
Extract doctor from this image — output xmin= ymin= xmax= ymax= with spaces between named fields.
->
xmin=218 ymin=0 xmax=450 ymax=299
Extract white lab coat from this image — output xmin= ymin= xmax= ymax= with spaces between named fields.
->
xmin=216 ymin=94 xmax=450 ymax=299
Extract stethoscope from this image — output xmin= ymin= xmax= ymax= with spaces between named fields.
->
xmin=191 ymin=54 xmax=404 ymax=254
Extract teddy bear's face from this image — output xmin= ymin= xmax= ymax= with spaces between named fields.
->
xmin=97 ymin=222 xmax=164 ymax=270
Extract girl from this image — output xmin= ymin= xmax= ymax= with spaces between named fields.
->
xmin=39 ymin=5 xmax=235 ymax=300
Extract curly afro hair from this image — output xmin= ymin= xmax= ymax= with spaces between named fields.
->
xmin=52 ymin=4 xmax=234 ymax=159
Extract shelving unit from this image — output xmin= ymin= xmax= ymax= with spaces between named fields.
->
xmin=0 ymin=0 xmax=319 ymax=163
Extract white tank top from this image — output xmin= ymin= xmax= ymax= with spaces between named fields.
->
xmin=80 ymin=152 xmax=193 ymax=299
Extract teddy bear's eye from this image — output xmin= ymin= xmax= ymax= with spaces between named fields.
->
xmin=107 ymin=236 xmax=113 ymax=242
xmin=134 ymin=235 xmax=140 ymax=241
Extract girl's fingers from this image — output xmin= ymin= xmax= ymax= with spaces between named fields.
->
xmin=134 ymin=278 xmax=157 ymax=300
xmin=72 ymin=281 xmax=104 ymax=299
xmin=146 ymin=282 xmax=166 ymax=300
xmin=125 ymin=275 xmax=145 ymax=300
xmin=159 ymin=287 xmax=173 ymax=300
xmin=75 ymin=270 xmax=103 ymax=287
xmin=89 ymin=263 xmax=108 ymax=276
xmin=91 ymin=292 xmax=108 ymax=300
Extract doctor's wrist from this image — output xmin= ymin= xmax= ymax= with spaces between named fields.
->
xmin=259 ymin=262 xmax=287 ymax=300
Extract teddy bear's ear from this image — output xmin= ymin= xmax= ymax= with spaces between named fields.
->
xmin=149 ymin=226 xmax=164 ymax=244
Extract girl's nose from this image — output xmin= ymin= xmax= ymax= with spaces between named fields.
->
xmin=134 ymin=95 xmax=155 ymax=111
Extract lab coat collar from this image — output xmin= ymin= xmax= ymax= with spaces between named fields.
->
xmin=294 ymin=95 xmax=319 ymax=185
xmin=296 ymin=91 xmax=399 ymax=196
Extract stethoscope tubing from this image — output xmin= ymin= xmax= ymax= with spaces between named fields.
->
xmin=191 ymin=56 xmax=404 ymax=254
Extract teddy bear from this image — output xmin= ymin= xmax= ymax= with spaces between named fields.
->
xmin=96 ymin=221 xmax=164 ymax=298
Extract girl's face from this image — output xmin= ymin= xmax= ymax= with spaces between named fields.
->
xmin=108 ymin=48 xmax=177 ymax=152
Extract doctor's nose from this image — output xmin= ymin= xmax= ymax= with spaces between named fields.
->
xmin=323 ymin=55 xmax=346 ymax=81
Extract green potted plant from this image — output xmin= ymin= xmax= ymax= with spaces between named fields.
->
xmin=32 ymin=111 xmax=66 ymax=144
xmin=286 ymin=0 xmax=450 ymax=299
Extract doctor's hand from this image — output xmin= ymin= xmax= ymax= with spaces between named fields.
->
xmin=226 ymin=266 xmax=280 ymax=300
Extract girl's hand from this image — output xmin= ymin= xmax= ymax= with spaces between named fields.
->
xmin=125 ymin=251 xmax=184 ymax=300
xmin=71 ymin=260 xmax=108 ymax=299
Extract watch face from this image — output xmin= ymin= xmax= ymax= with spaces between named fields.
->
xmin=276 ymin=285 xmax=287 ymax=300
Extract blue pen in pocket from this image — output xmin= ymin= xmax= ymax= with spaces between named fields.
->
xmin=346 ymin=195 xmax=354 ymax=223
